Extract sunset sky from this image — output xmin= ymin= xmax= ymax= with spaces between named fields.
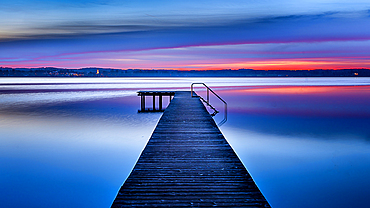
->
xmin=1 ymin=0 xmax=370 ymax=70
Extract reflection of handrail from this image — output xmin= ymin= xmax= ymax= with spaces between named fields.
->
xmin=191 ymin=83 xmax=227 ymax=126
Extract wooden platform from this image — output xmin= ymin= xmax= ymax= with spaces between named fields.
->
xmin=138 ymin=91 xmax=175 ymax=112
xmin=111 ymin=91 xmax=270 ymax=207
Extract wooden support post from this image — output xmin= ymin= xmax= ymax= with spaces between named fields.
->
xmin=141 ymin=95 xmax=145 ymax=111
xmin=153 ymin=95 xmax=156 ymax=111
xmin=159 ymin=95 xmax=162 ymax=111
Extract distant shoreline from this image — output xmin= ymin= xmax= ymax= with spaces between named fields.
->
xmin=1 ymin=67 xmax=370 ymax=77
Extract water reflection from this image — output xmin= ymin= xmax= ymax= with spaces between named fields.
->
xmin=223 ymin=127 xmax=370 ymax=208
xmin=213 ymin=85 xmax=370 ymax=140
xmin=1 ymin=78 xmax=370 ymax=208
xmin=217 ymin=85 xmax=370 ymax=208
xmin=0 ymin=91 xmax=162 ymax=207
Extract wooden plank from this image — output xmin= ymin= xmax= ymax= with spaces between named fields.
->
xmin=138 ymin=91 xmax=176 ymax=96
xmin=111 ymin=91 xmax=270 ymax=207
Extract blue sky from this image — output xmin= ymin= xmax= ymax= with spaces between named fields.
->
xmin=1 ymin=0 xmax=370 ymax=69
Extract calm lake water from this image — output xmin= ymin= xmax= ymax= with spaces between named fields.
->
xmin=0 ymin=77 xmax=369 ymax=208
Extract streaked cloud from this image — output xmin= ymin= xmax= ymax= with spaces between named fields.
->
xmin=1 ymin=0 xmax=370 ymax=69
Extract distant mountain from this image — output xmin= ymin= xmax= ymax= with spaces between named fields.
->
xmin=1 ymin=67 xmax=369 ymax=77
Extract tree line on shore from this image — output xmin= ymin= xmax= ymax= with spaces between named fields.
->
xmin=1 ymin=67 xmax=369 ymax=77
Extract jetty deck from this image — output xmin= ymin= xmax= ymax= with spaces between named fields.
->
xmin=111 ymin=91 xmax=270 ymax=207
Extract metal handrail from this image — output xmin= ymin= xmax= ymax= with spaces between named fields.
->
xmin=191 ymin=83 xmax=227 ymax=126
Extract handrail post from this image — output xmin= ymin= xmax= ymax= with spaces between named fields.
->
xmin=225 ymin=103 xmax=227 ymax=120
xmin=207 ymin=88 xmax=209 ymax=103
xmin=191 ymin=82 xmax=227 ymax=126
xmin=191 ymin=84 xmax=193 ymax=97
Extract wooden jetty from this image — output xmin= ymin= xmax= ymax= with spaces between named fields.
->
xmin=111 ymin=91 xmax=270 ymax=207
